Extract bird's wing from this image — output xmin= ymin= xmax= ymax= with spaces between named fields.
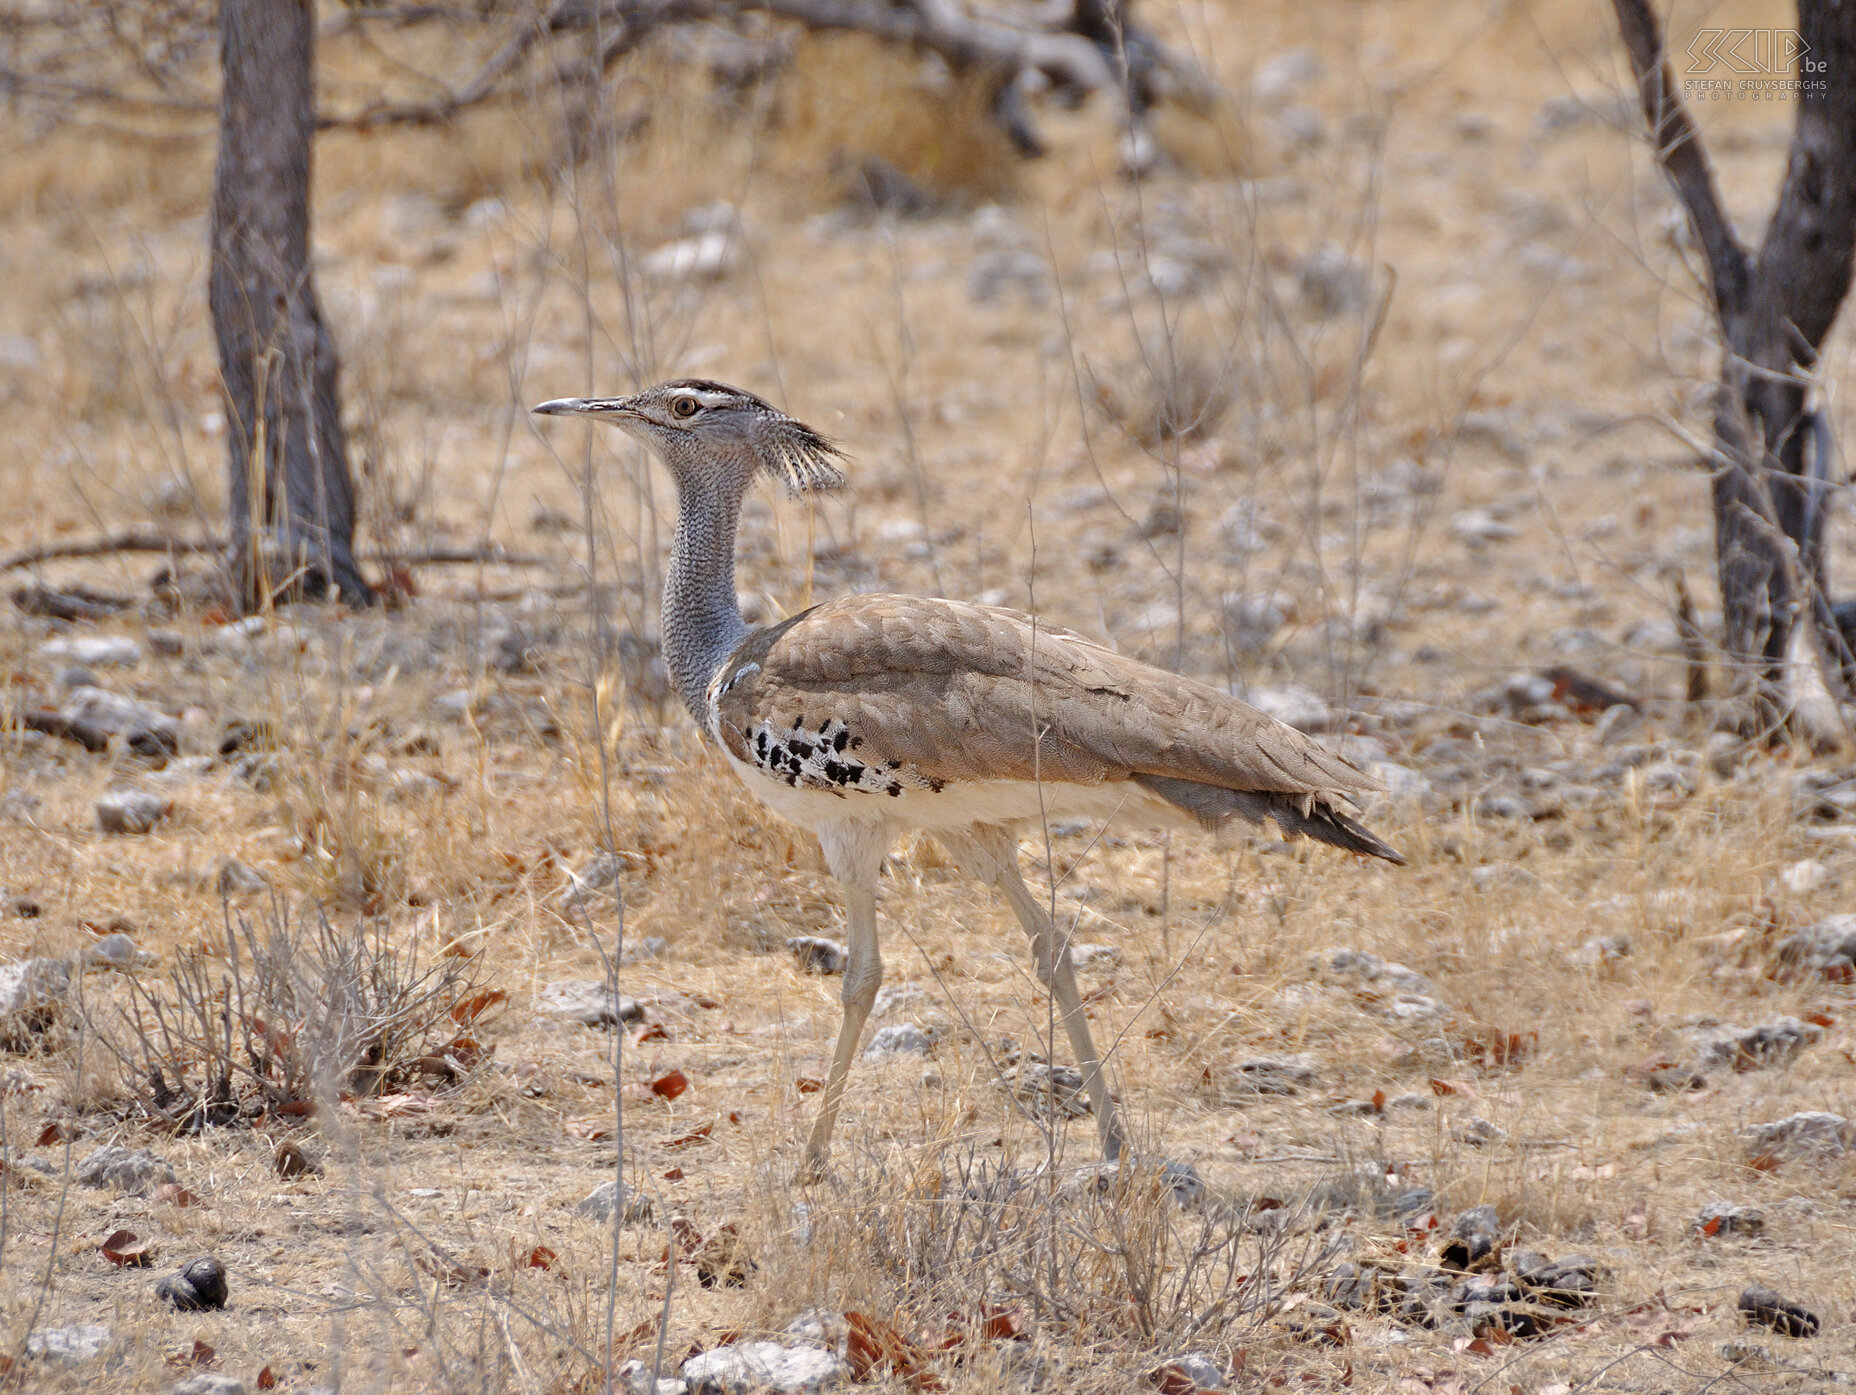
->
xmin=711 ymin=594 xmax=1380 ymax=803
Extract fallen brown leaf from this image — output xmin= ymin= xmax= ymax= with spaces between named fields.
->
xmin=660 ymin=1122 xmax=714 ymax=1148
xmin=153 ymin=1182 xmax=201 ymax=1207
xmin=795 ymin=1076 xmax=824 ymax=1094
xmin=256 ymin=1367 xmax=277 ymax=1389
xmin=451 ymin=989 xmax=507 ymax=1024
xmin=101 ymin=1229 xmax=154 ymax=1266
xmin=651 ymin=1069 xmax=690 ymax=1100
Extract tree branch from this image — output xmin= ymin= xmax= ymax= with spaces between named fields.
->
xmin=1608 ymin=0 xmax=1751 ymax=316
xmin=1752 ymin=0 xmax=1856 ymax=355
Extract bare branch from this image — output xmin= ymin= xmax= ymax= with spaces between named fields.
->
xmin=1608 ymin=0 xmax=1750 ymax=315
xmin=1754 ymin=0 xmax=1856 ymax=354
xmin=744 ymin=0 xmax=1114 ymax=92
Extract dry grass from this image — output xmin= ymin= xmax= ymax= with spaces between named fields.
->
xmin=4 ymin=0 xmax=1856 ymax=1389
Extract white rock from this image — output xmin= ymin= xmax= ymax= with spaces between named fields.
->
xmin=173 ymin=1377 xmax=250 ymax=1395
xmin=1452 ymin=509 xmax=1520 ymax=545
xmin=1780 ymin=859 xmax=1829 ymax=895
xmin=61 ymin=685 xmax=179 ymax=745
xmin=0 ymin=957 xmax=71 ymax=1018
xmin=617 ymin=1359 xmax=689 ymax=1395
xmin=1245 ymin=684 xmax=1336 ymax=733
xmin=864 ymin=1023 xmax=931 ymax=1057
xmin=75 ymin=1145 xmax=175 ymax=1195
xmin=42 ymin=635 xmax=142 ymax=667
xmin=84 ymin=931 xmax=149 ymax=969
xmin=1068 ymin=942 xmax=1120 ymax=971
xmin=872 ymin=982 xmax=925 ymax=1017
xmin=575 ymin=1179 xmax=634 ymax=1216
xmin=24 ymin=1324 xmax=114 ymax=1363
xmin=97 ymin=789 xmax=173 ymax=834
xmin=681 ymin=1341 xmax=849 ymax=1394
xmin=1740 ymin=1111 xmax=1852 ymax=1156
xmin=1317 ymin=947 xmax=1434 ymax=996
xmin=642 ymin=231 xmax=739 ymax=283
xmin=537 ymin=981 xmax=642 ymax=1028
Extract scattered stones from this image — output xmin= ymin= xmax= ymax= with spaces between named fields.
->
xmin=42 ymin=635 xmax=142 ymax=667
xmin=76 ymin=1145 xmax=175 ymax=1195
xmin=96 ymin=789 xmax=173 ymax=834
xmin=680 ymin=1340 xmax=849 ymax=1394
xmin=1738 ymin=1285 xmax=1819 ymax=1338
xmin=59 ymin=685 xmax=180 ymax=756
xmin=864 ymin=1023 xmax=931 ymax=1057
xmin=1454 ymin=1116 xmax=1507 ymax=1146
xmin=1692 ymin=1017 xmax=1823 ymax=1072
xmin=786 ymin=936 xmax=849 ymax=975
xmin=536 ymin=981 xmax=643 ymax=1028
xmin=23 ymin=1324 xmax=115 ymax=1363
xmin=148 ymin=629 xmax=185 ymax=657
xmin=1441 ymin=1205 xmax=1500 ymax=1271
xmin=1316 ymin=947 xmax=1433 ymax=996
xmin=622 ymin=936 xmax=669 ymax=964
xmin=967 ymin=250 xmax=1050 ymax=305
xmin=1512 ymin=1253 xmax=1599 ymax=1307
xmin=1739 ymin=1111 xmax=1852 ymax=1158
xmin=1696 ymin=1201 xmax=1764 ymax=1237
xmin=1771 ymin=914 xmax=1856 ymax=980
xmin=173 ymin=1377 xmax=249 ymax=1395
xmin=155 ymin=1256 xmax=229 ymax=1311
xmin=1224 ymin=1055 xmax=1318 ymax=1096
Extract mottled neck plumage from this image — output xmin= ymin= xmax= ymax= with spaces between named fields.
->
xmin=662 ymin=471 xmax=752 ymax=725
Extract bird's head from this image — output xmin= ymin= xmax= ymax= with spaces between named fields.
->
xmin=532 ymin=379 xmax=846 ymax=496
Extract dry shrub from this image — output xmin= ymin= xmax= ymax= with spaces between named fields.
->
xmin=785 ymin=1146 xmax=1341 ymax=1354
xmin=1092 ymin=342 xmax=1235 ymax=447
xmin=83 ymin=897 xmax=484 ymax=1128
xmin=779 ymin=35 xmax=1018 ymax=205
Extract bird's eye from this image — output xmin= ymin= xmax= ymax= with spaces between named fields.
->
xmin=671 ymin=396 xmax=699 ymax=419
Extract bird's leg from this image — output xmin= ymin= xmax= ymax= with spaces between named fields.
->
xmin=797 ymin=878 xmax=882 ymax=1183
xmin=949 ymin=828 xmax=1125 ymax=1162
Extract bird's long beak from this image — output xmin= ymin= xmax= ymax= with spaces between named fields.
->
xmin=531 ymin=396 xmax=639 ymax=419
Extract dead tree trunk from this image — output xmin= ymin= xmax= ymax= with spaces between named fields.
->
xmin=210 ymin=0 xmax=372 ymax=609
xmin=1611 ymin=0 xmax=1856 ymax=733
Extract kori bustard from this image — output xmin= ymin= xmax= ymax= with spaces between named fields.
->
xmin=535 ymin=380 xmax=1403 ymax=1180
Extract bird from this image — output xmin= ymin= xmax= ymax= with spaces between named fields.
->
xmin=533 ymin=379 xmax=1403 ymax=1181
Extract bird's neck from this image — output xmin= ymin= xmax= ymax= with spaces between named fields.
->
xmin=662 ymin=474 xmax=752 ymax=726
